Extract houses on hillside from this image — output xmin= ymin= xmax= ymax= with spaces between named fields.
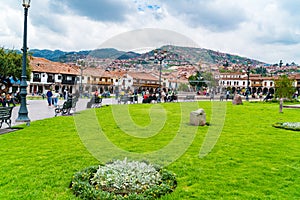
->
xmin=28 ymin=57 xmax=190 ymax=95
xmin=25 ymin=57 xmax=300 ymax=97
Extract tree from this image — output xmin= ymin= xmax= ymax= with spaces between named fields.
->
xmin=202 ymin=71 xmax=217 ymax=88
xmin=0 ymin=48 xmax=31 ymax=81
xmin=188 ymin=71 xmax=207 ymax=91
xmin=177 ymin=83 xmax=189 ymax=92
xmin=274 ymin=75 xmax=295 ymax=99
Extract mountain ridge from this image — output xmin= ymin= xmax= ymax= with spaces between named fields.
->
xmin=29 ymin=45 xmax=266 ymax=66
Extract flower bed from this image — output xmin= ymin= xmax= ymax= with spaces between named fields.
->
xmin=273 ymin=122 xmax=300 ymax=131
xmin=70 ymin=159 xmax=177 ymax=199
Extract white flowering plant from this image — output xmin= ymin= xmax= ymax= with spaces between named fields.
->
xmin=70 ymin=158 xmax=177 ymax=199
xmin=273 ymin=122 xmax=300 ymax=131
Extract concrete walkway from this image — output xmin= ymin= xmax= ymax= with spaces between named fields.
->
xmin=3 ymin=98 xmax=121 ymax=129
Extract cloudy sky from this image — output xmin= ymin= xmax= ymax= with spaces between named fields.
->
xmin=1 ymin=0 xmax=300 ymax=64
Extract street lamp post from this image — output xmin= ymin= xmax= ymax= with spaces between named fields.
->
xmin=246 ymin=61 xmax=251 ymax=101
xmin=77 ymin=59 xmax=88 ymax=97
xmin=154 ymin=49 xmax=167 ymax=102
xmin=16 ymin=0 xmax=31 ymax=124
xmin=80 ymin=68 xmax=83 ymax=95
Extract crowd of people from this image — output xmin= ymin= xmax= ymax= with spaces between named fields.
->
xmin=142 ymin=89 xmax=177 ymax=103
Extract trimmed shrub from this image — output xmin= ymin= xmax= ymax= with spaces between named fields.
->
xmin=273 ymin=122 xmax=300 ymax=131
xmin=70 ymin=159 xmax=177 ymax=199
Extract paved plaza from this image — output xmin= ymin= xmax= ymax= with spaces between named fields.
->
xmin=6 ymin=98 xmax=119 ymax=129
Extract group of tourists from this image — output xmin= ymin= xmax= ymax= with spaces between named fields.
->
xmin=142 ymin=89 xmax=177 ymax=103
xmin=0 ymin=92 xmax=17 ymax=107
xmin=45 ymin=89 xmax=60 ymax=107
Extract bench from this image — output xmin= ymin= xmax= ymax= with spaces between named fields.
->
xmin=54 ymin=97 xmax=78 ymax=116
xmin=283 ymin=105 xmax=300 ymax=109
xmin=0 ymin=107 xmax=13 ymax=128
xmin=184 ymin=95 xmax=195 ymax=101
xmin=118 ymin=95 xmax=137 ymax=104
xmin=165 ymin=95 xmax=178 ymax=102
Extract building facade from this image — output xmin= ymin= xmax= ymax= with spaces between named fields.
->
xmin=29 ymin=57 xmax=79 ymax=95
xmin=27 ymin=57 xmax=300 ymax=97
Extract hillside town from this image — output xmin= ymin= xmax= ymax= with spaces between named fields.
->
xmin=27 ymin=54 xmax=300 ymax=100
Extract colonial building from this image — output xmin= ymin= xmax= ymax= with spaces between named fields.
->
xmin=29 ymin=57 xmax=79 ymax=95
xmin=27 ymin=57 xmax=299 ymax=97
xmin=218 ymin=72 xmax=300 ymax=95
xmin=81 ymin=67 xmax=112 ymax=94
xmin=127 ymin=71 xmax=160 ymax=89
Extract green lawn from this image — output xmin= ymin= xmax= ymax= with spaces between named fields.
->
xmin=0 ymin=101 xmax=299 ymax=199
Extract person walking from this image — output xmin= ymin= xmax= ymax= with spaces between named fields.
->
xmin=52 ymin=90 xmax=59 ymax=107
xmin=6 ymin=93 xmax=15 ymax=107
xmin=46 ymin=89 xmax=53 ymax=106
xmin=0 ymin=93 xmax=6 ymax=107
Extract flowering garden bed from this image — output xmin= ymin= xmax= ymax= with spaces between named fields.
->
xmin=70 ymin=159 xmax=177 ymax=200
xmin=273 ymin=122 xmax=300 ymax=131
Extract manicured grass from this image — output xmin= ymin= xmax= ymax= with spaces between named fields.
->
xmin=0 ymin=101 xmax=299 ymax=199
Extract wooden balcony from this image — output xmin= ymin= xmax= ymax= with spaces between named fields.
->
xmin=97 ymin=81 xmax=112 ymax=85
xmin=252 ymin=83 xmax=263 ymax=87
xmin=89 ymin=81 xmax=112 ymax=85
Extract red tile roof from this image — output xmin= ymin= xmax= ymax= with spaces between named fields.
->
xmin=127 ymin=71 xmax=158 ymax=81
xmin=30 ymin=57 xmax=79 ymax=75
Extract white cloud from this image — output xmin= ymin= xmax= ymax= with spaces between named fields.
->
xmin=1 ymin=0 xmax=300 ymax=64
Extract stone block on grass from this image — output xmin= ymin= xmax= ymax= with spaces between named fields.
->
xmin=190 ymin=109 xmax=206 ymax=126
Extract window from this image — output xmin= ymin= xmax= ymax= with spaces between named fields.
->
xmin=270 ymin=82 xmax=273 ymax=87
xmin=33 ymin=73 xmax=40 ymax=79
xmin=58 ymin=75 xmax=62 ymax=80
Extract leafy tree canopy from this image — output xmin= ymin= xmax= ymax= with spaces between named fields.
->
xmin=0 ymin=48 xmax=31 ymax=81
xmin=188 ymin=71 xmax=210 ymax=90
xmin=275 ymin=74 xmax=295 ymax=99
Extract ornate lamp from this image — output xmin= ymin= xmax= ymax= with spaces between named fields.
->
xmin=16 ymin=0 xmax=31 ymax=124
